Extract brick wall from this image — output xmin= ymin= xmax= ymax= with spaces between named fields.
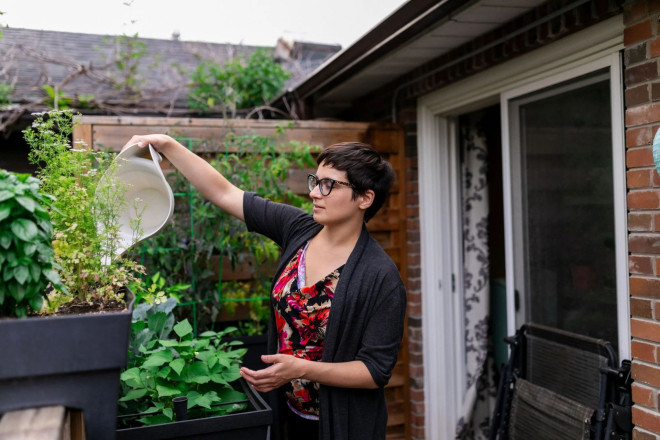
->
xmin=624 ymin=1 xmax=660 ymax=438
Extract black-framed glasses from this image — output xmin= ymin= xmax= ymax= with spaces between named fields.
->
xmin=307 ymin=174 xmax=353 ymax=196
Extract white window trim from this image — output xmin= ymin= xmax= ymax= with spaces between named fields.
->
xmin=417 ymin=15 xmax=625 ymax=440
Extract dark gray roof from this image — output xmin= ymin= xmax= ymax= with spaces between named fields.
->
xmin=0 ymin=27 xmax=340 ymax=115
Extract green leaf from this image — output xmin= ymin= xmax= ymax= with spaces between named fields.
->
xmin=13 ymin=266 xmax=29 ymax=285
xmin=0 ymin=190 xmax=12 ymax=202
xmin=15 ymin=196 xmax=37 ymax=212
xmin=119 ymin=388 xmax=148 ymax=401
xmin=216 ymin=388 xmax=246 ymax=403
xmin=169 ymin=358 xmax=185 ymax=376
xmin=120 ymin=367 xmax=142 ymax=383
xmin=0 ymin=205 xmax=10 ymax=222
xmin=148 ymin=312 xmax=168 ymax=334
xmin=173 ymin=319 xmax=193 ymax=338
xmin=189 ymin=392 xmax=213 ymax=409
xmin=11 ymin=218 xmax=38 ymax=242
xmin=138 ymin=414 xmax=171 ymax=426
xmin=28 ymin=294 xmax=43 ymax=312
xmin=143 ymin=350 xmax=173 ymax=368
xmin=186 ymin=362 xmax=211 ymax=384
xmin=155 ymin=382 xmax=180 ymax=398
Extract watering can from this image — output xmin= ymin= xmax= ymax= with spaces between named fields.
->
xmin=96 ymin=143 xmax=174 ymax=265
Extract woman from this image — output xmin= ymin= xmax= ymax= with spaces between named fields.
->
xmin=121 ymin=135 xmax=407 ymax=440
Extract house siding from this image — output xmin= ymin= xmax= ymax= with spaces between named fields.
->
xmin=345 ymin=1 xmax=632 ymax=439
xmin=625 ymin=1 xmax=660 ymax=438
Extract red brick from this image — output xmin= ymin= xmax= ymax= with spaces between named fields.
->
xmin=628 ymin=126 xmax=654 ymax=147
xmin=629 ymin=190 xmax=660 ymax=209
xmin=633 ymin=382 xmax=657 ymax=408
xmin=630 ymin=169 xmax=654 ymax=187
xmin=632 ymin=297 xmax=656 ymax=318
xmin=630 ymin=277 xmax=660 ymax=299
xmin=655 ymin=214 xmax=660 ymax=231
xmin=631 ymin=213 xmax=654 ymax=231
xmin=632 ymin=340 xmax=658 ymax=363
xmin=630 ymin=83 xmax=652 ymax=106
xmin=632 ymin=318 xmax=660 ymax=343
xmin=633 ymin=405 xmax=660 ymax=434
xmin=655 ymin=300 xmax=660 ymax=318
xmin=654 ymin=169 xmax=660 ymax=186
xmin=629 ymin=234 xmax=660 ymax=254
xmin=626 ymin=20 xmax=654 ymax=45
xmin=625 ymin=1 xmax=648 ymax=23
xmin=627 ymin=105 xmax=660 ymax=127
xmin=629 ymin=147 xmax=656 ymax=167
xmin=651 ymin=37 xmax=660 ymax=58
xmin=632 ymin=256 xmax=657 ymax=275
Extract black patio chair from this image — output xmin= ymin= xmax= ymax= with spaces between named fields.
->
xmin=489 ymin=323 xmax=632 ymax=440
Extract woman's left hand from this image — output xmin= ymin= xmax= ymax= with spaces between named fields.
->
xmin=240 ymin=354 xmax=304 ymax=393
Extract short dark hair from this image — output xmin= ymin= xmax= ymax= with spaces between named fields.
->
xmin=317 ymin=142 xmax=395 ymax=222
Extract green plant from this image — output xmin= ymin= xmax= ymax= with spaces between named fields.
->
xmin=118 ymin=318 xmax=247 ymax=426
xmin=43 ymin=85 xmax=72 ymax=110
xmin=188 ymin=48 xmax=290 ymax=114
xmin=23 ymin=110 xmax=144 ymax=309
xmin=0 ymin=169 xmax=67 ymax=317
xmin=0 ymin=81 xmax=12 ymax=107
xmin=126 ymin=296 xmax=178 ymax=368
xmin=130 ymin=272 xmax=190 ymax=306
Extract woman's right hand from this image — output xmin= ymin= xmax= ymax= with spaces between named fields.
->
xmin=121 ymin=134 xmax=177 ymax=154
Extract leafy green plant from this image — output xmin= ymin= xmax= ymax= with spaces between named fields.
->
xmin=188 ymin=48 xmax=290 ymax=114
xmin=118 ymin=318 xmax=248 ymax=426
xmin=0 ymin=81 xmax=12 ymax=107
xmin=130 ymin=272 xmax=190 ymax=306
xmin=126 ymin=296 xmax=179 ymax=368
xmin=43 ymin=85 xmax=72 ymax=110
xmin=23 ymin=110 xmax=144 ymax=309
xmin=0 ymin=169 xmax=67 ymax=317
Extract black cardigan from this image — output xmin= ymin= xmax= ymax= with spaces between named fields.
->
xmin=243 ymin=192 xmax=407 ymax=440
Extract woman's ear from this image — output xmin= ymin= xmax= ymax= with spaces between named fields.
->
xmin=358 ymin=189 xmax=375 ymax=211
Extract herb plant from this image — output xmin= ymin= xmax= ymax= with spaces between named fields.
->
xmin=0 ymin=169 xmax=67 ymax=317
xmin=118 ymin=318 xmax=248 ymax=426
xmin=24 ymin=110 xmax=144 ymax=310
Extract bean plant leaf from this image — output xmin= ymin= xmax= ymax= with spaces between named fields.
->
xmin=119 ymin=388 xmax=148 ymax=401
xmin=186 ymin=361 xmax=211 ymax=384
xmin=173 ymin=319 xmax=193 ymax=338
xmin=143 ymin=350 xmax=174 ymax=368
xmin=169 ymin=358 xmax=185 ymax=376
xmin=156 ymin=381 xmax=180 ymax=398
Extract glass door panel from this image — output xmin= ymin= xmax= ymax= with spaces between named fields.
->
xmin=510 ymin=71 xmax=618 ymax=347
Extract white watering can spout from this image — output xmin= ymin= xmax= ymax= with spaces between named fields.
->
xmin=96 ymin=143 xmax=174 ymax=265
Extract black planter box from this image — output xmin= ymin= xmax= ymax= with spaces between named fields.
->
xmin=0 ymin=290 xmax=134 ymax=440
xmin=116 ymin=379 xmax=272 ymax=440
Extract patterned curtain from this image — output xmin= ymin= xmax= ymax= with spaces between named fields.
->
xmin=455 ymin=111 xmax=498 ymax=439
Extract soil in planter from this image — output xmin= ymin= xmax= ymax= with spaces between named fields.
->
xmin=53 ymin=296 xmax=129 ymax=315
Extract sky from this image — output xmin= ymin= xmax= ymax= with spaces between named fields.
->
xmin=1 ymin=0 xmax=407 ymax=49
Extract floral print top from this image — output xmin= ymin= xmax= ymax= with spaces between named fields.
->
xmin=272 ymin=241 xmax=343 ymax=419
